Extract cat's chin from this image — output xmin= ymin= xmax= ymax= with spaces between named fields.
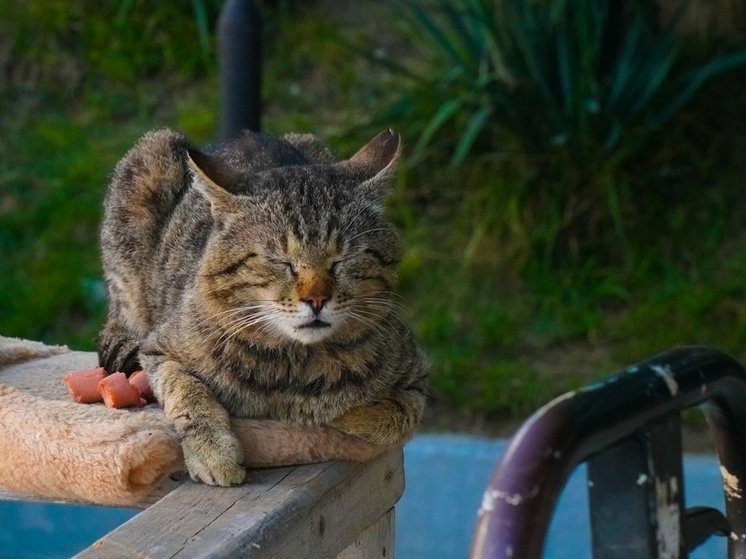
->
xmin=281 ymin=321 xmax=335 ymax=345
xmin=289 ymin=329 xmax=334 ymax=345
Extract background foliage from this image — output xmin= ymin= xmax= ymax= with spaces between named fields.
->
xmin=2 ymin=0 xmax=746 ymax=424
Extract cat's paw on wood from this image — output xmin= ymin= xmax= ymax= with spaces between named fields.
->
xmin=181 ymin=429 xmax=246 ymax=486
xmin=331 ymin=400 xmax=414 ymax=447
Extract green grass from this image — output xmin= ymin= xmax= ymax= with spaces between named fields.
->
xmin=2 ymin=1 xmax=746 ymax=423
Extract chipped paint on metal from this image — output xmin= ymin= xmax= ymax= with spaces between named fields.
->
xmin=478 ymin=489 xmax=498 ymax=515
xmin=720 ymin=465 xmax=742 ymax=500
xmin=650 ymin=364 xmax=679 ymax=396
xmin=655 ymin=476 xmax=680 ymax=559
xmin=477 ymin=485 xmax=541 ymax=516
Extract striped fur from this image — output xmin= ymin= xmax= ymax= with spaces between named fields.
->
xmin=98 ymin=129 xmax=429 ymax=486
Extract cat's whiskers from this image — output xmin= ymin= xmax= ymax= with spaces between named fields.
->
xmin=353 ymin=292 xmax=402 ymax=313
xmin=374 ymin=290 xmax=409 ymax=305
xmin=340 ymin=298 xmax=394 ymax=330
xmin=343 ymin=309 xmax=391 ymax=339
xmin=218 ymin=309 xmax=280 ymax=348
xmin=187 ymin=302 xmax=279 ymax=352
xmin=340 ymin=201 xmax=378 ymax=237
xmin=350 ymin=297 xmax=409 ymax=332
xmin=220 ymin=310 xmax=271 ymax=335
xmin=187 ymin=305 xmax=266 ymax=342
xmin=220 ymin=314 xmax=280 ymax=347
xmin=360 ymin=294 xmax=408 ymax=316
xmin=253 ymin=316 xmax=286 ymax=340
xmin=344 ymin=227 xmax=390 ymax=246
xmin=193 ymin=305 xmax=266 ymax=328
xmin=348 ymin=307 xmax=398 ymax=335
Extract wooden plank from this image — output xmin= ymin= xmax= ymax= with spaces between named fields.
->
xmin=336 ymin=508 xmax=394 ymax=559
xmin=75 ymin=448 xmax=404 ymax=559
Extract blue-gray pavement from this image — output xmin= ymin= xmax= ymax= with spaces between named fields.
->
xmin=0 ymin=434 xmax=729 ymax=558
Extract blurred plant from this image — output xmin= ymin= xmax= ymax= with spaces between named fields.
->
xmin=0 ymin=0 xmax=223 ymax=95
xmin=381 ymin=0 xmax=746 ymax=167
xmin=371 ymin=0 xmax=746 ymax=272
xmin=114 ymin=0 xmax=222 ymax=64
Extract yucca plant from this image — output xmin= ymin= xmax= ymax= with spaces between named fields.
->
xmin=382 ymin=0 xmax=746 ymax=166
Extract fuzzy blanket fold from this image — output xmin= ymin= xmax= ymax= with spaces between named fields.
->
xmin=0 ymin=336 xmax=382 ymax=506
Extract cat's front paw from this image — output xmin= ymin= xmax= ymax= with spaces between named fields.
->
xmin=181 ymin=429 xmax=246 ymax=486
xmin=332 ymin=401 xmax=399 ymax=446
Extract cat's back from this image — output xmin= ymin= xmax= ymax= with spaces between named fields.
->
xmin=208 ymin=131 xmax=337 ymax=176
xmin=102 ymin=129 xmax=190 ymax=230
xmin=103 ymin=128 xmax=336 ymax=217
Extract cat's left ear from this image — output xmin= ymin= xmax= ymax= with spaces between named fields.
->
xmin=187 ymin=148 xmax=243 ymax=214
xmin=342 ymin=129 xmax=401 ymax=199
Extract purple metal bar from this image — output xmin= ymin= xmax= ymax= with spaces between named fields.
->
xmin=470 ymin=346 xmax=746 ymax=559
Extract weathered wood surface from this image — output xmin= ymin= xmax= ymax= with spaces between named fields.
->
xmin=74 ymin=448 xmax=404 ymax=559
xmin=336 ymin=509 xmax=394 ymax=559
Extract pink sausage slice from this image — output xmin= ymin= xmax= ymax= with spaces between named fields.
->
xmin=98 ymin=372 xmax=145 ymax=408
xmin=63 ymin=367 xmax=106 ymax=403
xmin=128 ymin=370 xmax=155 ymax=403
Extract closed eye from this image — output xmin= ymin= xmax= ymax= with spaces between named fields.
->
xmin=273 ymin=260 xmax=296 ymax=278
xmin=205 ymin=252 xmax=257 ymax=278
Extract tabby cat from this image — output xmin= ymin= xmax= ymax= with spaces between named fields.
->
xmin=97 ymin=128 xmax=430 ymax=486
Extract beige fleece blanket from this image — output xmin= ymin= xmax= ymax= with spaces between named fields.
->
xmin=0 ymin=336 xmax=382 ymax=507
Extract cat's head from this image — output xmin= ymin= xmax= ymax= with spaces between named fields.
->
xmin=188 ymin=130 xmax=404 ymax=346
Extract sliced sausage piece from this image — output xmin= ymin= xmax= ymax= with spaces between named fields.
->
xmin=128 ymin=370 xmax=155 ymax=403
xmin=63 ymin=367 xmax=107 ymax=403
xmin=98 ymin=372 xmax=146 ymax=408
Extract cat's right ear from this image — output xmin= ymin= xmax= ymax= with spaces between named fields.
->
xmin=186 ymin=148 xmax=242 ymax=214
xmin=344 ymin=129 xmax=401 ymax=176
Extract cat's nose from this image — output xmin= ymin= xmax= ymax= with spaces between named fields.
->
xmin=302 ymin=295 xmax=328 ymax=315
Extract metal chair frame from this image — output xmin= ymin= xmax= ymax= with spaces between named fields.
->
xmin=471 ymin=346 xmax=746 ymax=558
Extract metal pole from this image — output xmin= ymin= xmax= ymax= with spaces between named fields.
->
xmin=218 ymin=0 xmax=262 ymax=139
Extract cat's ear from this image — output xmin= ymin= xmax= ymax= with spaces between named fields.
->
xmin=342 ymin=129 xmax=401 ymax=198
xmin=186 ymin=148 xmax=242 ymax=214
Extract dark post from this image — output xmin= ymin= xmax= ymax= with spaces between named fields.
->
xmin=218 ymin=0 xmax=262 ymax=139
